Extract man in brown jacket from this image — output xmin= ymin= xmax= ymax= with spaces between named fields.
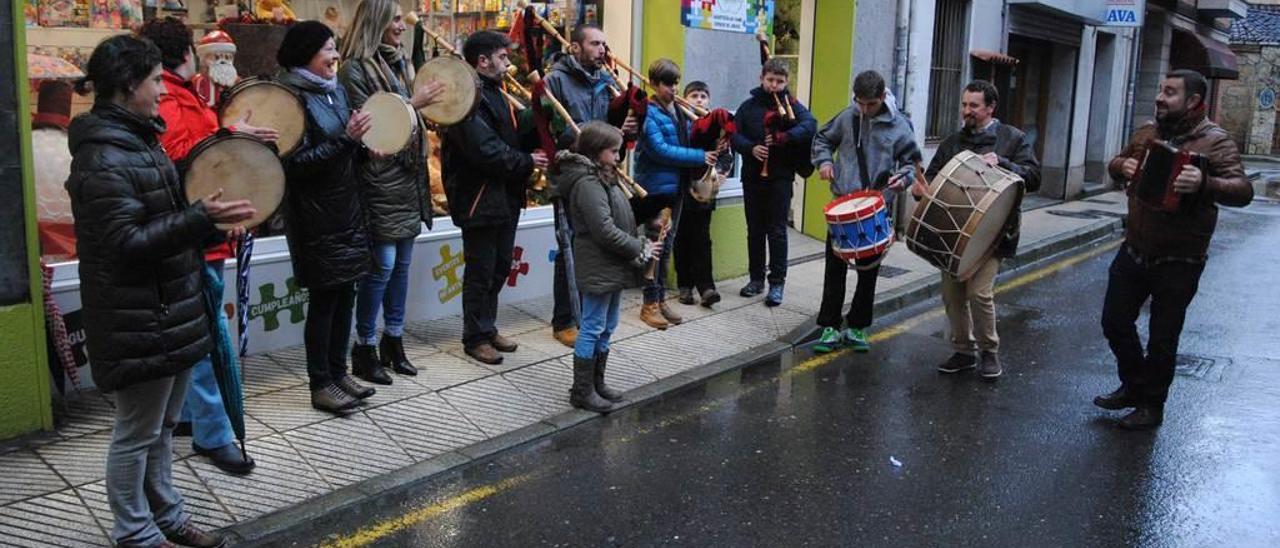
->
xmin=1094 ymin=70 xmax=1253 ymax=430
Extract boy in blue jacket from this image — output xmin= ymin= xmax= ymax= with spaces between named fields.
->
xmin=634 ymin=59 xmax=718 ymax=329
xmin=731 ymin=59 xmax=817 ymax=306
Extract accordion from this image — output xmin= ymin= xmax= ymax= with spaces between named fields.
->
xmin=1132 ymin=140 xmax=1203 ymax=213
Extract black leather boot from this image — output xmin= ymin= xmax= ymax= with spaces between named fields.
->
xmin=593 ymin=350 xmax=624 ymax=402
xmin=379 ymin=336 xmax=418 ymax=376
xmin=351 ymin=344 xmax=392 ymax=385
xmin=1119 ymin=404 xmax=1164 ymax=430
xmin=570 ymin=355 xmax=613 ymax=413
xmin=1093 ymin=386 xmax=1140 ymax=410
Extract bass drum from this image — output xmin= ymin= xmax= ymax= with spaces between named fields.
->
xmin=219 ymin=78 xmax=306 ymax=156
xmin=905 ymin=150 xmax=1022 ymax=281
xmin=184 ymin=133 xmax=285 ymax=230
xmin=413 ymin=56 xmax=479 ymax=126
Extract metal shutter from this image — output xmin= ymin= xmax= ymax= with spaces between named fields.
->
xmin=1008 ymin=6 xmax=1083 ymax=47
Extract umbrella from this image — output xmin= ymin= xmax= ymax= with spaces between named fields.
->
xmin=28 ymin=53 xmax=84 ymax=80
xmin=200 ymin=263 xmax=248 ymax=458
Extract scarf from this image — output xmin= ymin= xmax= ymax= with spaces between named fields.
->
xmin=370 ymin=44 xmax=415 ymax=95
xmin=290 ymin=67 xmax=339 ymax=93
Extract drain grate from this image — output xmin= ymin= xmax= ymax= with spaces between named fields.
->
xmin=1175 ymin=354 xmax=1229 ymax=382
xmin=865 ymin=264 xmax=910 ymax=278
xmin=1046 ymin=208 xmax=1126 ymax=220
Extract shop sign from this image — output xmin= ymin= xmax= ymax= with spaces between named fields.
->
xmin=1102 ymin=0 xmax=1143 ymax=27
xmin=681 ymin=0 xmax=774 ymax=36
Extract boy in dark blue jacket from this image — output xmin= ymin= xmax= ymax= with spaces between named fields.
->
xmin=730 ymin=59 xmax=817 ymax=306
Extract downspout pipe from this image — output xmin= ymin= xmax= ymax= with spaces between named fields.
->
xmin=893 ymin=0 xmax=911 ymax=100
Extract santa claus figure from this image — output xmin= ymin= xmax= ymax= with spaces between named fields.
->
xmin=191 ymin=30 xmax=239 ymax=109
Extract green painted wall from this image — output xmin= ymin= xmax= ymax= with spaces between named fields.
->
xmin=641 ymin=0 xmax=686 ymax=70
xmin=1 ymin=0 xmax=54 ymax=440
xmin=709 ymin=203 xmax=749 ymax=280
xmin=800 ymin=0 xmax=857 ymax=240
xmin=0 ymin=305 xmax=52 ymax=438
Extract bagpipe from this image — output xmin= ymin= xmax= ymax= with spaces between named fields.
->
xmin=757 ymin=33 xmax=800 ymax=179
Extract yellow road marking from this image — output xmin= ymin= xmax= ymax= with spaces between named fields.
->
xmin=320 ymin=238 xmax=1121 ymax=545
xmin=319 ymin=475 xmax=530 ymax=548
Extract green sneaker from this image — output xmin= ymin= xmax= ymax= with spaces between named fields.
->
xmin=814 ymin=327 xmax=842 ymax=354
xmin=844 ymin=328 xmax=870 ymax=352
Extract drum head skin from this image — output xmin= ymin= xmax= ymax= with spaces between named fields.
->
xmin=414 ymin=57 xmax=479 ymax=125
xmin=906 ymin=150 xmax=1022 ymax=280
xmin=184 ymin=135 xmax=285 ymax=229
xmin=219 ymin=80 xmax=306 ymax=157
xmin=362 ymin=92 xmax=418 ymax=154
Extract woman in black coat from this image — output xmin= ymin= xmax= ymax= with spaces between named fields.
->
xmin=66 ymin=35 xmax=253 ymax=548
xmin=276 ymin=21 xmax=376 ymax=413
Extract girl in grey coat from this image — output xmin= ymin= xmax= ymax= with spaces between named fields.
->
xmin=552 ymin=122 xmax=660 ymax=413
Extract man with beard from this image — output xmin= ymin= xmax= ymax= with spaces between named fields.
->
xmin=922 ymin=80 xmax=1040 ymax=381
xmin=1093 ymin=70 xmax=1252 ymax=430
xmin=443 ymin=31 xmax=549 ymax=365
xmin=542 ymin=24 xmax=638 ymax=348
xmin=139 ymin=18 xmax=277 ymax=474
xmin=191 ymin=30 xmax=239 ymax=109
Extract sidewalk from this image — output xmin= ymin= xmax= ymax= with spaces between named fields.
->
xmin=0 ymin=192 xmax=1129 ymax=547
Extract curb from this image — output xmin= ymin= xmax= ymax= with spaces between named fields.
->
xmin=228 ymin=217 xmax=1125 ymax=546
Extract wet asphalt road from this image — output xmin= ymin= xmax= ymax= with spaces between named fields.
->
xmin=273 ymin=200 xmax=1280 ymax=548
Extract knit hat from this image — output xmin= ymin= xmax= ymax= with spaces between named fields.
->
xmin=197 ymin=30 xmax=237 ymax=58
xmin=33 ymin=80 xmax=73 ymax=130
xmin=276 ymin=21 xmax=334 ymax=69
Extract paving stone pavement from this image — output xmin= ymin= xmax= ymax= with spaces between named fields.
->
xmin=0 ymin=193 xmax=1127 ymax=546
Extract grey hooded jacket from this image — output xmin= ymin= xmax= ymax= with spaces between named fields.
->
xmin=811 ymin=97 xmax=922 ymax=201
xmin=543 ymin=55 xmax=618 ymax=148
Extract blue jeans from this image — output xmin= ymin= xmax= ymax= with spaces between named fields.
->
xmin=574 ymin=291 xmax=622 ymax=359
xmin=356 ymin=238 xmax=415 ymax=344
xmin=180 ymin=261 xmax=234 ymax=451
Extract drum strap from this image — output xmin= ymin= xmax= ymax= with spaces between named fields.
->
xmin=853 ymin=114 xmax=873 ymax=191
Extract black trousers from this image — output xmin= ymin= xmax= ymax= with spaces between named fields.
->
xmin=742 ymin=180 xmax=792 ymax=285
xmin=674 ymin=201 xmax=716 ymax=292
xmin=816 ymin=234 xmax=880 ymax=329
xmin=304 ymin=282 xmax=357 ymax=390
xmin=551 ymin=201 xmax=575 ymax=331
xmin=461 ymin=221 xmax=517 ymax=348
xmin=1100 ymin=245 xmax=1205 ymax=404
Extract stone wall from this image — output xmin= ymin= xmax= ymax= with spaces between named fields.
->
xmin=1218 ymin=45 xmax=1279 ymax=155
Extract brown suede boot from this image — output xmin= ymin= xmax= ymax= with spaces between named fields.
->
xmin=639 ymin=302 xmax=670 ymax=330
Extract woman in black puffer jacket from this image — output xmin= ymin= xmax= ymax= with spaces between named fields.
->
xmin=276 ymin=21 xmax=376 ymax=413
xmin=66 ymin=35 xmax=253 ymax=548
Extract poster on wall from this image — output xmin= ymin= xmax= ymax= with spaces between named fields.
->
xmin=681 ymin=0 xmax=774 ymax=36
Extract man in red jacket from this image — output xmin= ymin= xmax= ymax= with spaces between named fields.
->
xmin=1094 ymin=70 xmax=1253 ymax=430
xmin=141 ymin=18 xmax=277 ymax=475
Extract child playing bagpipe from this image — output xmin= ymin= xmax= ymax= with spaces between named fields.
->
xmin=551 ymin=121 xmax=663 ymax=413
xmin=675 ymin=81 xmax=734 ymax=308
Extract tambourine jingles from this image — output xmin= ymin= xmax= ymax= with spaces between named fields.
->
xmin=219 ymin=78 xmax=306 ymax=156
xmin=413 ymin=56 xmax=479 ymax=126
xmin=183 ymin=133 xmax=285 ymax=230
xmin=361 ymin=91 xmax=419 ymax=154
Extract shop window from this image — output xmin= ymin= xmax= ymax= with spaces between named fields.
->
xmin=927 ymin=0 xmax=970 ymax=142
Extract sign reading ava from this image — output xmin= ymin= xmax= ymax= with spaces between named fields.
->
xmin=682 ymin=0 xmax=774 ymax=36
xmin=1102 ymin=0 xmax=1143 ymax=27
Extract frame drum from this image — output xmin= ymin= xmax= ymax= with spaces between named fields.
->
xmin=362 ymin=92 xmax=419 ymax=154
xmin=184 ymin=134 xmax=285 ymax=229
xmin=413 ymin=56 xmax=479 ymax=126
xmin=219 ymin=78 xmax=306 ymax=156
